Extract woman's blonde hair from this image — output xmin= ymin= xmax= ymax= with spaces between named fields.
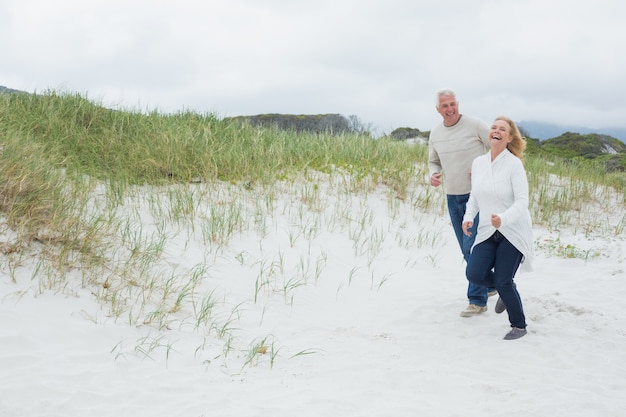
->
xmin=495 ymin=116 xmax=526 ymax=160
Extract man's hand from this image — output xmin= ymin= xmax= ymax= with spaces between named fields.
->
xmin=430 ymin=172 xmax=442 ymax=187
xmin=462 ymin=221 xmax=473 ymax=236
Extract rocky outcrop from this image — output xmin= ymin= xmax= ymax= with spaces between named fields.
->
xmin=389 ymin=127 xmax=425 ymax=141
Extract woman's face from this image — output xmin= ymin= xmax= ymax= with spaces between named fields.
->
xmin=490 ymin=119 xmax=513 ymax=153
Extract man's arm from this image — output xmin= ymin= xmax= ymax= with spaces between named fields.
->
xmin=428 ymin=137 xmax=443 ymax=187
xmin=477 ymin=119 xmax=491 ymax=150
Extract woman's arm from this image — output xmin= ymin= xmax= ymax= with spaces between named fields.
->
xmin=498 ymin=159 xmax=529 ymax=227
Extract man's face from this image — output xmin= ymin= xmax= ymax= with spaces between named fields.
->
xmin=436 ymin=95 xmax=460 ymax=126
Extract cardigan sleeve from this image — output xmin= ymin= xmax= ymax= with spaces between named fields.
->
xmin=497 ymin=159 xmax=529 ymax=227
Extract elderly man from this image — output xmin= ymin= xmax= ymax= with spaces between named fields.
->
xmin=428 ymin=88 xmax=496 ymax=317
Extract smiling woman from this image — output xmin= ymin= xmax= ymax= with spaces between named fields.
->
xmin=462 ymin=116 xmax=533 ymax=340
xmin=489 ymin=116 xmax=527 ymax=161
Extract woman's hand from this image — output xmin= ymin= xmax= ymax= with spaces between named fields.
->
xmin=491 ymin=214 xmax=501 ymax=228
xmin=462 ymin=221 xmax=473 ymax=236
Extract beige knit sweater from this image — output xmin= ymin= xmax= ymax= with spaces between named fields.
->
xmin=428 ymin=115 xmax=491 ymax=195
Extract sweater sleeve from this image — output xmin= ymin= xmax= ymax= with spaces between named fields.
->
xmin=463 ymin=158 xmax=480 ymax=223
xmin=477 ymin=119 xmax=491 ymax=150
xmin=428 ymin=140 xmax=442 ymax=176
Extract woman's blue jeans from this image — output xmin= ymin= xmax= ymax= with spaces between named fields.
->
xmin=465 ymin=231 xmax=527 ymax=329
xmin=447 ymin=194 xmax=491 ymax=307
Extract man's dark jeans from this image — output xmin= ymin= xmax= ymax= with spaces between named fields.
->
xmin=447 ymin=194 xmax=490 ymax=307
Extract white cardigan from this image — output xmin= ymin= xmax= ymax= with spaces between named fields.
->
xmin=463 ymin=149 xmax=534 ymax=272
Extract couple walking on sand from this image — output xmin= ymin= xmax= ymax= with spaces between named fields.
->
xmin=428 ymin=89 xmax=534 ymax=340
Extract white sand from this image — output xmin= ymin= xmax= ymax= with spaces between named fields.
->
xmin=1 ymin=180 xmax=625 ymax=417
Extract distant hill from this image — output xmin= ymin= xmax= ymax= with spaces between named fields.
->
xmin=0 ymin=85 xmax=27 ymax=94
xmin=518 ymin=120 xmax=626 ymax=143
xmin=537 ymin=132 xmax=626 ymax=172
xmin=542 ymin=132 xmax=626 ymax=155
xmin=4 ymin=85 xmax=625 ymax=144
xmin=389 ymin=127 xmax=425 ymax=140
xmin=226 ymin=113 xmax=356 ymax=135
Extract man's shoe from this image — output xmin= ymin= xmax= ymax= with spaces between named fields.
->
xmin=495 ymin=297 xmax=506 ymax=314
xmin=488 ymin=290 xmax=498 ymax=297
xmin=459 ymin=304 xmax=488 ymax=317
xmin=504 ymin=327 xmax=527 ymax=340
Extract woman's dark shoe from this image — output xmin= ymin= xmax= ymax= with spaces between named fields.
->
xmin=495 ymin=296 xmax=506 ymax=314
xmin=503 ymin=327 xmax=527 ymax=340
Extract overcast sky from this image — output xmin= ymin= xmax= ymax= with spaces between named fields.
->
xmin=2 ymin=0 xmax=625 ymax=135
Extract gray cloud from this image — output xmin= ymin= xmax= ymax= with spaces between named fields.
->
xmin=2 ymin=0 xmax=625 ymax=134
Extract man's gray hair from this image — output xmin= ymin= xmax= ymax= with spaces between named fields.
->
xmin=435 ymin=89 xmax=456 ymax=107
